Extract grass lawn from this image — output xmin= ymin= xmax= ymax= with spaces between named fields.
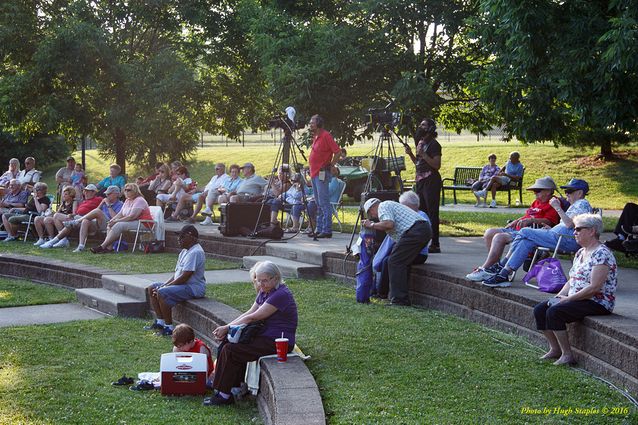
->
xmin=206 ymin=279 xmax=637 ymax=424
xmin=0 ymin=318 xmax=260 ymax=424
xmin=39 ymin=139 xmax=638 ymax=210
xmin=0 ymin=277 xmax=75 ymax=308
xmin=0 ymin=243 xmax=239 ymax=274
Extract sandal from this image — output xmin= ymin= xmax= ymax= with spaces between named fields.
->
xmin=112 ymin=375 xmax=135 ymax=386
xmin=129 ymin=381 xmax=155 ymax=391
xmin=90 ymin=245 xmax=106 ymax=254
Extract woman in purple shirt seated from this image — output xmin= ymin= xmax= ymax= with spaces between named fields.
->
xmin=206 ymin=261 xmax=298 ymax=406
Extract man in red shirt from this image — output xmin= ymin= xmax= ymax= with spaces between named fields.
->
xmin=466 ymin=176 xmax=560 ymax=281
xmin=40 ymin=184 xmax=103 ymax=248
xmin=308 ymin=115 xmax=341 ymax=238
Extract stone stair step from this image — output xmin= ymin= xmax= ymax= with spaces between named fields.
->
xmin=101 ymin=275 xmax=154 ymax=301
xmin=76 ymin=288 xmax=148 ymax=318
xmin=243 ymin=255 xmax=324 ymax=279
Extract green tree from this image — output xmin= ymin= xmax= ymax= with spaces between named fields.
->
xmin=0 ymin=0 xmax=265 ymax=174
xmin=242 ymin=0 xmax=489 ymax=144
xmin=473 ymin=0 xmax=638 ymax=157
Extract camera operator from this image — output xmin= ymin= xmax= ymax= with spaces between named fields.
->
xmin=308 ymin=115 xmax=341 ymax=239
xmin=404 ymin=118 xmax=441 ymax=253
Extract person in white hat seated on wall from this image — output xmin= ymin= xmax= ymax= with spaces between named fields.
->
xmin=362 ymin=197 xmax=431 ymax=306
xmin=466 ymin=176 xmax=561 ymax=282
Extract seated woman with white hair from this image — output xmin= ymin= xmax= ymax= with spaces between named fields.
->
xmin=0 ymin=158 xmax=20 ymax=187
xmin=205 ymin=261 xmax=298 ymax=406
xmin=533 ymin=213 xmax=617 ymax=365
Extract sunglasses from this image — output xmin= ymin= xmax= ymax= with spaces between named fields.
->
xmin=124 ymin=188 xmax=133 ymax=192
xmin=574 ymin=226 xmax=591 ymax=232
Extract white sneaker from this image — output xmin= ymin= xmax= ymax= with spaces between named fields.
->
xmin=53 ymin=238 xmax=70 ymax=248
xmin=2 ymin=236 xmax=17 ymax=242
xmin=73 ymin=245 xmax=85 ymax=253
xmin=489 ymin=200 xmax=497 ymax=208
xmin=466 ymin=267 xmax=495 ymax=282
xmin=200 ymin=217 xmax=213 ymax=226
xmin=40 ymin=239 xmax=56 ymax=248
xmin=33 ymin=238 xmax=47 ymax=246
xmin=201 ymin=207 xmax=213 ymax=217
xmin=474 ymin=189 xmax=487 ymax=198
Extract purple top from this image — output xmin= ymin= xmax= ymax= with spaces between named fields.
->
xmin=479 ymin=164 xmax=500 ymax=181
xmin=255 ymin=284 xmax=298 ymax=347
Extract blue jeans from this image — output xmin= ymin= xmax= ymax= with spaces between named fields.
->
xmin=505 ymin=227 xmax=580 ymax=271
xmin=269 ymin=198 xmax=304 ymax=219
xmin=311 ymin=176 xmax=331 ymax=234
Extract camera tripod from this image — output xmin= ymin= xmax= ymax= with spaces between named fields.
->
xmin=345 ymin=124 xmax=407 ymax=254
xmin=250 ymin=118 xmax=314 ymax=240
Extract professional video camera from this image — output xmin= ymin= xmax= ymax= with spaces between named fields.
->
xmin=268 ymin=106 xmax=305 ymax=133
xmin=365 ymin=106 xmax=412 ymax=130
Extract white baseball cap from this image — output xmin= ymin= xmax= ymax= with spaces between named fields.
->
xmin=363 ymin=198 xmax=380 ymax=214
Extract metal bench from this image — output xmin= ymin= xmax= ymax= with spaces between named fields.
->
xmin=441 ymin=166 xmax=525 ymax=206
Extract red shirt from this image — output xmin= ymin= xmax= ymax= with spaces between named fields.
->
xmin=77 ymin=196 xmax=103 ymax=216
xmin=515 ymin=197 xmax=560 ymax=230
xmin=189 ymin=338 xmax=215 ymax=375
xmin=309 ymin=129 xmax=340 ymax=177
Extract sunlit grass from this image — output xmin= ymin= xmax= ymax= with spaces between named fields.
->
xmin=0 ymin=277 xmax=75 ymax=307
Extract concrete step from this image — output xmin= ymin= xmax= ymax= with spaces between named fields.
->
xmin=76 ymin=288 xmax=148 ymax=318
xmin=243 ymin=255 xmax=324 ymax=279
xmin=264 ymin=235 xmax=347 ymax=266
xmin=101 ymin=275 xmax=153 ymax=301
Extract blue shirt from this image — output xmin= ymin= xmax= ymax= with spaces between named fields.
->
xmin=2 ymin=190 xmax=29 ymax=207
xmin=97 ymin=175 xmax=126 ymax=190
xmin=175 ymin=243 xmax=206 ymax=297
xmin=504 ymin=161 xmax=524 ymax=178
xmin=99 ymin=200 xmax=123 ymax=220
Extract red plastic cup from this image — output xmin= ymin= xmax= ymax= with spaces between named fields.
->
xmin=275 ymin=337 xmax=289 ymax=362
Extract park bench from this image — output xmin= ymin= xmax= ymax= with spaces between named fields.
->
xmin=441 ymin=166 xmax=525 ymax=206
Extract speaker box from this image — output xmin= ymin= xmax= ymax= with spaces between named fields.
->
xmin=219 ymin=203 xmax=271 ymax=236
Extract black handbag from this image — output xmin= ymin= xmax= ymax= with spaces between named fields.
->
xmin=238 ymin=320 xmax=265 ymax=344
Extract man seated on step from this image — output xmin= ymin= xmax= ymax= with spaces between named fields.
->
xmin=70 ymin=185 xmax=124 ymax=252
xmin=40 ymin=184 xmax=103 ymax=248
xmin=144 ymin=224 xmax=206 ymax=336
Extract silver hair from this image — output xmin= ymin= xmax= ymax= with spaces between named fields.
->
xmin=9 ymin=158 xmax=20 ymax=168
xmin=254 ymin=261 xmax=284 ymax=285
xmin=573 ymin=213 xmax=603 ymax=237
xmin=399 ymin=191 xmax=420 ymax=209
xmin=33 ymin=182 xmax=48 ymax=192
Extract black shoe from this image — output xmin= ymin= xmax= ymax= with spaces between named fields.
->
xmin=605 ymin=238 xmax=626 ymax=252
xmin=316 ymin=233 xmax=332 ymax=239
xmin=428 ymin=245 xmax=441 ymax=253
xmin=622 ymin=239 xmax=638 ymax=253
xmin=130 ymin=381 xmax=155 ymax=391
xmin=203 ymin=394 xmax=234 ymax=406
xmin=389 ymin=298 xmax=411 ymax=306
xmin=112 ymin=375 xmax=135 ymax=386
xmin=307 ymin=232 xmax=317 ymax=238
xmin=143 ymin=321 xmax=164 ymax=331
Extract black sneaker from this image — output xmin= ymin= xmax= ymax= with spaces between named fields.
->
xmin=482 ymin=273 xmax=511 ymax=288
xmin=605 ymin=238 xmax=626 ymax=252
xmin=622 ymin=239 xmax=638 ymax=253
xmin=143 ymin=321 xmax=164 ymax=331
xmin=203 ymin=394 xmax=234 ymax=406
xmin=484 ymin=263 xmax=503 ymax=274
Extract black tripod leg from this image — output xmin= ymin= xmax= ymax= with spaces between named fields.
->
xmin=346 ymin=209 xmax=363 ymax=254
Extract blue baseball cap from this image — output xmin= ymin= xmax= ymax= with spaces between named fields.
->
xmin=560 ymin=178 xmax=589 ymax=194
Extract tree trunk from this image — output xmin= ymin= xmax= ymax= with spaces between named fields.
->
xmin=114 ymin=128 xmax=127 ymax=176
xmin=599 ymin=139 xmax=614 ymax=160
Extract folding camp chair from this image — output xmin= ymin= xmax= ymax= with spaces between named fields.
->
xmin=116 ymin=206 xmax=164 ymax=252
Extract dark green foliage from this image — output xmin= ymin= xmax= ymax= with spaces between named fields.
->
xmin=0 ymin=131 xmax=71 ymax=168
xmin=473 ymin=0 xmax=638 ymax=156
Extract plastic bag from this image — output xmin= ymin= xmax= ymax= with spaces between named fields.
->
xmin=355 ymin=229 xmax=375 ymax=303
xmin=523 ymin=257 xmax=567 ymax=293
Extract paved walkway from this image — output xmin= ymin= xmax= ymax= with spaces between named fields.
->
xmin=0 ymin=303 xmax=106 ymax=328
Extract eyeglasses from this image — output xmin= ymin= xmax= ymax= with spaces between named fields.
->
xmin=574 ymin=226 xmax=591 ymax=232
xmin=124 ymin=188 xmax=132 ymax=192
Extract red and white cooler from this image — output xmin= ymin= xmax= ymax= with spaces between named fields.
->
xmin=160 ymin=352 xmax=207 ymax=395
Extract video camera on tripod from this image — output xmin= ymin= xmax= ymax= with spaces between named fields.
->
xmin=268 ymin=106 xmax=305 ymax=135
